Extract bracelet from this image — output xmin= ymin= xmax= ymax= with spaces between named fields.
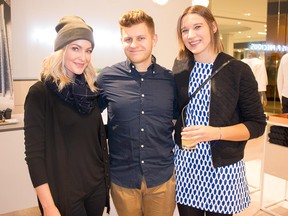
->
xmin=218 ymin=127 xmax=222 ymax=140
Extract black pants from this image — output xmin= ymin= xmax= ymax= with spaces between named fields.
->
xmin=39 ymin=187 xmax=106 ymax=216
xmin=39 ymin=177 xmax=107 ymax=216
xmin=282 ymin=96 xmax=288 ymax=113
xmin=178 ymin=203 xmax=233 ymax=216
xmin=70 ymin=186 xmax=107 ymax=216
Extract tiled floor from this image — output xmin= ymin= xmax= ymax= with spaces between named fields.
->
xmin=0 ymin=208 xmax=40 ymax=216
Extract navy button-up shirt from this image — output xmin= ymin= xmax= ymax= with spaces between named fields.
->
xmin=97 ymin=58 xmax=178 ymax=189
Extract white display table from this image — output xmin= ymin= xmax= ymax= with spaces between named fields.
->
xmin=0 ymin=114 xmax=38 ymax=214
xmin=260 ymin=120 xmax=288 ymax=216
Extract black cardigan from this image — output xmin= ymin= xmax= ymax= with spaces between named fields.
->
xmin=24 ymin=81 xmax=110 ymax=215
xmin=173 ymin=52 xmax=267 ymax=168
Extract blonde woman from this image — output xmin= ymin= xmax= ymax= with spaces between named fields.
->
xmin=24 ymin=16 xmax=109 ymax=216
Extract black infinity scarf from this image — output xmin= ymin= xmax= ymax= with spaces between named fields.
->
xmin=44 ymin=74 xmax=98 ymax=115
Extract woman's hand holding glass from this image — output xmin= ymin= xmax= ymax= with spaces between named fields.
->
xmin=181 ymin=125 xmax=221 ymax=150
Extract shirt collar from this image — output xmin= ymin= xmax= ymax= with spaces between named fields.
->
xmin=125 ymin=55 xmax=156 ymax=73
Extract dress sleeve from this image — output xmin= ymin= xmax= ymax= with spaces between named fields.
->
xmin=258 ymin=61 xmax=268 ymax=92
xmin=277 ymin=55 xmax=285 ymax=103
xmin=24 ymin=82 xmax=48 ymax=187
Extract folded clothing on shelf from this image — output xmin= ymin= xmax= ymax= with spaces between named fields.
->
xmin=268 ymin=126 xmax=288 ymax=147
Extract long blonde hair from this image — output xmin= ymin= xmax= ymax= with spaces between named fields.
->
xmin=176 ymin=5 xmax=224 ymax=60
xmin=40 ymin=48 xmax=98 ymax=92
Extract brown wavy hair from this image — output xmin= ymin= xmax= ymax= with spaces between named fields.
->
xmin=176 ymin=5 xmax=224 ymax=60
xmin=119 ymin=10 xmax=155 ymax=35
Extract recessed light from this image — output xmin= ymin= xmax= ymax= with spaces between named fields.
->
xmin=191 ymin=0 xmax=209 ymax=7
xmin=153 ymin=0 xmax=169 ymax=5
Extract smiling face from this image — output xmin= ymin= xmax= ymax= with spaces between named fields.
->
xmin=64 ymin=39 xmax=93 ymax=77
xmin=121 ymin=22 xmax=157 ymax=72
xmin=180 ymin=13 xmax=217 ymax=63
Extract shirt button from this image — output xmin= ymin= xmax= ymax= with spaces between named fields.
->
xmin=141 ymin=94 xmax=145 ymax=97
xmin=141 ymin=78 xmax=144 ymax=81
xmin=141 ymin=160 xmax=144 ymax=164
xmin=141 ymin=128 xmax=144 ymax=132
xmin=141 ymin=145 xmax=144 ymax=148
xmin=141 ymin=111 xmax=144 ymax=114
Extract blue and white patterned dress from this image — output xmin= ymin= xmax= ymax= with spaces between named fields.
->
xmin=174 ymin=61 xmax=250 ymax=214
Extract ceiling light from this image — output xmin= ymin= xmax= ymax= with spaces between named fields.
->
xmin=191 ymin=0 xmax=209 ymax=7
xmin=153 ymin=0 xmax=169 ymax=5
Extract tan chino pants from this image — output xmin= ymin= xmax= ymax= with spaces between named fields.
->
xmin=111 ymin=176 xmax=176 ymax=216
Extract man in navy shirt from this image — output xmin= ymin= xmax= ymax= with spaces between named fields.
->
xmin=97 ymin=9 xmax=177 ymax=216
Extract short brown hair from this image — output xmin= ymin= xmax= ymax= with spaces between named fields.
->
xmin=176 ymin=5 xmax=223 ymax=59
xmin=119 ymin=10 xmax=155 ymax=34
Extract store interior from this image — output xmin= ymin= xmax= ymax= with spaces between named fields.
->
xmin=0 ymin=0 xmax=288 ymax=215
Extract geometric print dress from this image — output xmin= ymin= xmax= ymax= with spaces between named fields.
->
xmin=174 ymin=61 xmax=250 ymax=214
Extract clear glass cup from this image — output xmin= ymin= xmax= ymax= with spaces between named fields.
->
xmin=181 ymin=104 xmax=195 ymax=150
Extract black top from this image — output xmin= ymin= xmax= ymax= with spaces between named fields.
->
xmin=24 ymin=81 xmax=110 ymax=215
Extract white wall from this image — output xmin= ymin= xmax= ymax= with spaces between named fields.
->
xmin=11 ymin=0 xmax=191 ymax=80
xmin=0 ymin=129 xmax=38 ymax=214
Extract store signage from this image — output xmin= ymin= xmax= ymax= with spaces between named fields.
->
xmin=249 ymin=43 xmax=288 ymax=52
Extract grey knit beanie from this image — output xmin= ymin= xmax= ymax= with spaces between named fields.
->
xmin=54 ymin=16 xmax=94 ymax=51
